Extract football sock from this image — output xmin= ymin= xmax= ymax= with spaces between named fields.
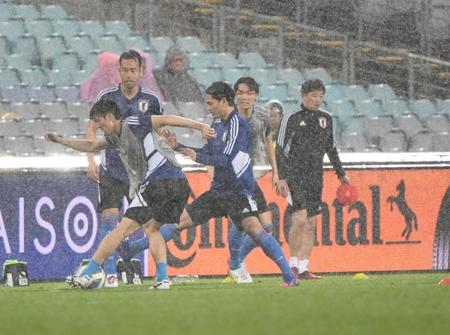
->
xmin=81 ymin=259 xmax=101 ymax=276
xmin=238 ymin=223 xmax=273 ymax=264
xmin=156 ymin=262 xmax=168 ymax=282
xmin=289 ymin=257 xmax=299 ymax=269
xmin=298 ymin=259 xmax=309 ymax=273
xmin=228 ymin=223 xmax=244 ymax=270
xmin=160 ymin=223 xmax=178 ymax=242
xmin=99 ymin=215 xmax=120 ymax=275
xmin=254 ymin=230 xmax=294 ymax=283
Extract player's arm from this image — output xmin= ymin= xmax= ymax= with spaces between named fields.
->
xmin=45 ymin=132 xmax=108 ymax=152
xmin=265 ymin=131 xmax=279 ymax=188
xmin=86 ymin=120 xmax=99 ymax=182
xmin=275 ymin=114 xmax=296 ymax=196
xmin=151 ymin=115 xmax=215 ymax=139
xmin=325 ymin=118 xmax=350 ymax=184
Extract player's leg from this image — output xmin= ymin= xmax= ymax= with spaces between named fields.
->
xmin=297 ymin=211 xmax=321 ymax=279
xmin=288 ymin=208 xmax=307 ymax=274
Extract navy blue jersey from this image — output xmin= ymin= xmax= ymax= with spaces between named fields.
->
xmin=195 ymin=110 xmax=256 ymax=196
xmin=95 ymin=84 xmax=162 ymax=182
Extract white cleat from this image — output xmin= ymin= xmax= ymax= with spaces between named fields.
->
xmin=104 ymin=274 xmax=119 ymax=288
xmin=238 ymin=263 xmax=253 ymax=284
xmin=149 ymin=279 xmax=171 ymax=290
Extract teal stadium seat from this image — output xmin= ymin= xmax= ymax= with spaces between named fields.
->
xmin=19 ymin=67 xmax=48 ymax=86
xmin=238 ymin=52 xmax=268 ymax=69
xmin=40 ymin=5 xmax=68 ymax=20
xmin=0 ymin=68 xmax=20 ymax=86
xmin=13 ymin=34 xmax=39 ymax=64
xmin=82 ymin=51 xmax=101 ymax=73
xmin=79 ymin=20 xmax=105 ymax=39
xmin=47 ymin=69 xmax=74 ymax=86
xmin=259 ymin=84 xmax=289 ymax=101
xmin=212 ymin=53 xmax=240 ymax=69
xmin=303 ymin=67 xmax=332 ymax=84
xmin=0 ymin=19 xmax=26 ymax=41
xmin=0 ymin=56 xmax=7 ymax=68
xmin=249 ymin=68 xmax=278 ymax=85
xmin=344 ymin=84 xmax=370 ymax=101
xmin=104 ymin=21 xmax=133 ymax=40
xmin=343 ymin=114 xmax=366 ymax=135
xmin=52 ymin=19 xmax=81 ymax=40
xmin=436 ymin=99 xmax=450 ymax=116
xmin=354 ymin=99 xmax=384 ymax=117
xmin=95 ymin=35 xmax=124 ymax=54
xmin=383 ymin=99 xmax=410 ymax=118
xmin=324 ymin=83 xmax=345 ymax=104
xmin=24 ymin=19 xmax=54 ymax=38
xmin=278 ymin=68 xmax=305 ymax=88
xmin=5 ymin=53 xmax=32 ymax=69
xmin=14 ymin=4 xmax=40 ymax=20
xmin=368 ymin=84 xmax=396 ymax=103
xmin=188 ymin=52 xmax=214 ymax=69
xmin=121 ymin=35 xmax=150 ymax=51
xmin=0 ymin=3 xmax=15 ymax=20
xmin=408 ymin=99 xmax=436 ymax=120
xmin=328 ymin=100 xmax=356 ymax=125
xmin=222 ymin=68 xmax=249 ymax=85
xmin=52 ymin=52 xmax=80 ymax=72
xmin=71 ymin=70 xmax=91 ymax=85
xmin=149 ymin=36 xmax=174 ymax=57
xmin=176 ymin=36 xmax=206 ymax=53
xmin=38 ymin=36 xmax=67 ymax=67
xmin=191 ymin=68 xmax=222 ymax=88
xmin=66 ymin=35 xmax=96 ymax=58
xmin=0 ymin=35 xmax=9 ymax=55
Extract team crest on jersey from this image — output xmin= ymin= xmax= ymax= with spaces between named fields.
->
xmin=138 ymin=100 xmax=149 ymax=113
xmin=319 ymin=117 xmax=327 ymax=128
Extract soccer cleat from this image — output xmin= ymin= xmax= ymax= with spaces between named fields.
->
xmin=117 ymin=238 xmax=131 ymax=261
xmin=222 ymin=271 xmax=238 ymax=284
xmin=149 ymin=279 xmax=171 ymax=290
xmin=239 ymin=263 xmax=253 ymax=284
xmin=298 ymin=271 xmax=322 ymax=280
xmin=280 ymin=277 xmax=299 ymax=287
xmin=222 ymin=267 xmax=252 ymax=284
xmin=104 ymin=274 xmax=119 ymax=288
xmin=65 ymin=275 xmax=77 ymax=287
xmin=72 ymin=275 xmax=94 ymax=289
xmin=291 ymin=266 xmax=299 ymax=277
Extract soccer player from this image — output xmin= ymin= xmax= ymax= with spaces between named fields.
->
xmin=46 ymin=99 xmax=215 ymax=289
xmin=85 ymin=50 xmax=162 ymax=287
xmin=276 ymin=79 xmax=351 ymax=279
xmin=223 ymin=77 xmax=280 ymax=284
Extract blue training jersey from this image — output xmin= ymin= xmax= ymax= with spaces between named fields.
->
xmin=195 ymin=110 xmax=256 ymax=196
xmin=95 ymin=84 xmax=162 ymax=182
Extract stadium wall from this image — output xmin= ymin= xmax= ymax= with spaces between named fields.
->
xmin=0 ymin=154 xmax=449 ymax=280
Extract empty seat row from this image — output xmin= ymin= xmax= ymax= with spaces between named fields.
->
xmin=0 ymin=117 xmax=89 ymax=137
xmin=0 ymin=101 xmax=89 ymax=119
xmin=0 ymin=85 xmax=79 ymax=103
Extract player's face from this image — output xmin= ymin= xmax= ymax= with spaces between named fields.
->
xmin=269 ymin=109 xmax=282 ymax=132
xmin=205 ymin=95 xmax=227 ymax=119
xmin=119 ymin=58 xmax=142 ymax=90
xmin=235 ymin=83 xmax=257 ymax=110
xmin=169 ymin=54 xmax=186 ymax=73
xmin=94 ymin=113 xmax=117 ymax=135
xmin=301 ymin=90 xmax=325 ymax=111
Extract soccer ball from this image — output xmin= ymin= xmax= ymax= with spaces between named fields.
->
xmin=74 ymin=263 xmax=106 ymax=289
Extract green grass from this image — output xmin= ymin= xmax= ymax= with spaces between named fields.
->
xmin=1 ymin=273 xmax=450 ymax=335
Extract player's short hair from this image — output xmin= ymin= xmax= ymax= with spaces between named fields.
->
xmin=234 ymin=77 xmax=259 ymax=94
xmin=89 ymin=99 xmax=121 ymax=120
xmin=119 ymin=49 xmax=143 ymax=68
xmin=301 ymin=79 xmax=326 ymax=95
xmin=205 ymin=81 xmax=235 ymax=106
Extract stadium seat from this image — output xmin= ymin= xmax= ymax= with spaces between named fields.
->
xmin=71 ymin=70 xmax=91 ymax=85
xmin=0 ymin=19 xmax=26 ymax=41
xmin=408 ymin=99 xmax=436 ymax=120
xmin=0 ymin=35 xmax=9 ymax=56
xmin=249 ymin=68 xmax=278 ymax=85
xmin=4 ymin=135 xmax=37 ymax=156
xmin=34 ymin=135 xmax=67 ymax=155
xmin=77 ymin=118 xmax=90 ymax=134
xmin=79 ymin=20 xmax=105 ymax=39
xmin=28 ymin=86 xmax=56 ymax=102
xmin=0 ymin=120 xmax=23 ymax=137
xmin=24 ymin=19 xmax=54 ymax=38
xmin=222 ymin=68 xmax=249 ymax=85
xmin=432 ymin=131 xmax=450 ymax=151
xmin=278 ymin=68 xmax=305 ymax=88
xmin=52 ymin=51 xmax=80 ymax=71
xmin=188 ymin=52 xmax=214 ymax=69
xmin=395 ymin=113 xmax=425 ymax=138
xmin=22 ymin=117 xmax=56 ymax=136
xmin=11 ymin=102 xmax=41 ymax=119
xmin=303 ymin=67 xmax=333 ymax=84
xmin=5 ymin=53 xmax=32 ymax=69
xmin=176 ymin=36 xmax=206 ymax=53
xmin=339 ymin=132 xmax=368 ymax=152
xmin=82 ymin=51 xmax=101 ymax=73
xmin=121 ymin=35 xmax=150 ymax=51
xmin=379 ymin=130 xmax=407 ymax=152
xmin=324 ymin=83 xmax=345 ymax=104
xmin=368 ymin=84 xmax=396 ymax=103
xmin=55 ymin=86 xmax=80 ymax=102
xmin=96 ymin=35 xmax=124 ymax=54
xmin=424 ymin=114 xmax=450 ymax=134
xmin=52 ymin=19 xmax=81 ymax=40
xmin=344 ymin=85 xmax=370 ymax=102
xmin=47 ymin=69 xmax=73 ymax=86
xmin=238 ymin=52 xmax=268 ymax=69
xmin=0 ymin=68 xmax=20 ymax=86
xmin=0 ymin=135 xmax=5 ymax=155
xmin=436 ymin=99 xmax=450 ymax=116
xmin=342 ymin=114 xmax=366 ymax=135
xmin=66 ymin=35 xmax=96 ymax=58
xmin=149 ymin=36 xmax=174 ymax=56
xmin=1 ymin=86 xmax=29 ymax=103
xmin=354 ymin=99 xmax=384 ymax=117
xmin=384 ymin=99 xmax=410 ymax=118
xmin=39 ymin=101 xmax=68 ymax=119
xmin=409 ymin=130 xmax=434 ymax=152
xmin=212 ymin=53 xmax=240 ymax=69
xmin=0 ymin=3 xmax=15 ymax=20
xmin=364 ymin=115 xmax=394 ymax=145
xmin=259 ymin=84 xmax=289 ymax=101
xmin=38 ymin=36 xmax=67 ymax=67
xmin=40 ymin=4 xmax=68 ymax=19
xmin=52 ymin=117 xmax=80 ymax=136
xmin=0 ymin=101 xmax=12 ymax=113
xmin=14 ymin=4 xmax=40 ymax=19
xmin=177 ymin=102 xmax=207 ymax=119
xmin=20 ymin=68 xmax=48 ymax=86
xmin=104 ymin=21 xmax=133 ymax=40
xmin=328 ymin=100 xmax=356 ymax=125
xmin=191 ymin=68 xmax=221 ymax=88
xmin=13 ymin=34 xmax=39 ymax=64
xmin=67 ymin=101 xmax=90 ymax=117
xmin=162 ymin=101 xmax=179 ymax=116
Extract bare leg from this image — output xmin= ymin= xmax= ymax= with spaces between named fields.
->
xmin=298 ymin=215 xmax=317 ymax=261
xmin=288 ymin=209 xmax=307 ymax=259
xmin=143 ymin=219 xmax=166 ymax=265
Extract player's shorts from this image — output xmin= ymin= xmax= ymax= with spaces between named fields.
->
xmin=253 ymin=183 xmax=269 ymax=214
xmin=187 ymin=190 xmax=259 ymax=230
xmin=124 ymin=178 xmax=190 ymax=225
xmin=287 ymin=179 xmax=322 ymax=217
xmin=97 ymin=174 xmax=129 ymax=213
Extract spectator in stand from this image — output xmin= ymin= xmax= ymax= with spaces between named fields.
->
xmin=153 ymin=46 xmax=203 ymax=105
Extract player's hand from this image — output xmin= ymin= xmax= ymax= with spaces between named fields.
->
xmin=340 ymin=175 xmax=351 ymax=184
xmin=180 ymin=148 xmax=197 ymax=161
xmin=272 ymin=174 xmax=280 ymax=189
xmin=157 ymin=127 xmax=171 ymax=138
xmin=160 ymin=130 xmax=178 ymax=149
xmin=87 ymin=161 xmax=100 ymax=183
xmin=44 ymin=132 xmax=62 ymax=143
xmin=276 ymin=179 xmax=289 ymax=198
xmin=201 ymin=124 xmax=216 ymax=139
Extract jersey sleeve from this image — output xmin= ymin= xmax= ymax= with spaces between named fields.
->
xmin=326 ymin=116 xmax=346 ymax=178
xmin=276 ymin=112 xmax=296 ymax=180
xmin=126 ymin=112 xmax=153 ymax=139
